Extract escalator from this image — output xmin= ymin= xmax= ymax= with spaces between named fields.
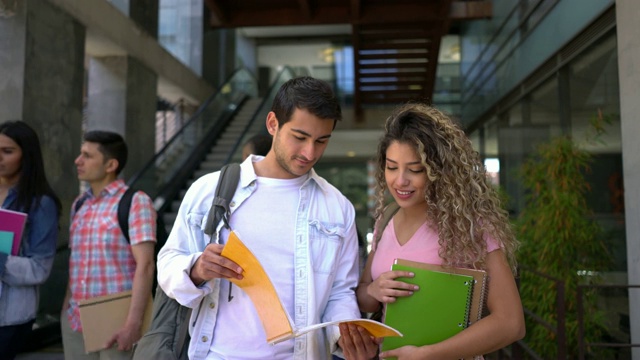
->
xmin=155 ymin=67 xmax=298 ymax=234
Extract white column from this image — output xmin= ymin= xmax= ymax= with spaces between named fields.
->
xmin=616 ymin=1 xmax=640 ymax=358
xmin=86 ymin=55 xmax=157 ymax=179
xmin=87 ymin=56 xmax=128 ymax=135
xmin=0 ymin=0 xmax=27 ymax=121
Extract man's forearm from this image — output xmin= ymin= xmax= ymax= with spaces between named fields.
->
xmin=126 ymin=260 xmax=154 ymax=330
xmin=62 ymin=281 xmax=71 ymax=311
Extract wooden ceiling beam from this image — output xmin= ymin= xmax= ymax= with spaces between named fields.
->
xmin=205 ymin=4 xmax=446 ymax=28
xmin=350 ymin=0 xmax=360 ymax=20
xmin=359 ymin=52 xmax=428 ymax=60
xmin=204 ymin=0 xmax=492 ymax=28
xmin=212 ymin=7 xmax=349 ymax=27
xmin=358 ymin=71 xmax=429 ymax=78
xmin=359 ymin=63 xmax=429 ymax=70
xmin=359 ymin=80 xmax=428 ymax=87
xmin=343 ymin=4 xmax=442 ymax=25
xmin=358 ymin=42 xmax=433 ymax=50
xmin=297 ymin=0 xmax=312 ymax=19
xmin=204 ymin=0 xmax=226 ymax=27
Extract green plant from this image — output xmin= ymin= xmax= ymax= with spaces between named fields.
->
xmin=515 ymin=112 xmax=613 ymax=358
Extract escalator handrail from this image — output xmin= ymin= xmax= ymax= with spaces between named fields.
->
xmin=153 ymin=94 xmax=248 ymax=214
xmin=128 ymin=68 xmax=256 ymax=186
xmin=222 ymin=66 xmax=298 ymax=165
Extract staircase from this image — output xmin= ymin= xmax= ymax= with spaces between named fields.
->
xmin=162 ymin=97 xmax=263 ymax=231
xmin=352 ymin=22 xmax=445 ymax=115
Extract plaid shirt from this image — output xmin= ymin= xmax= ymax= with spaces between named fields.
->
xmin=67 ymin=179 xmax=156 ymax=331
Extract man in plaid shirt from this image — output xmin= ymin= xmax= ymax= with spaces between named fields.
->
xmin=61 ymin=131 xmax=156 ymax=359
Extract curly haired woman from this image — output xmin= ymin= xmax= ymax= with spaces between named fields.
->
xmin=344 ymin=103 xmax=524 ymax=360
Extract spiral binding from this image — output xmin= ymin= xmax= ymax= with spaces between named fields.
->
xmin=476 ymin=272 xmax=489 ymax=322
xmin=461 ymin=279 xmax=473 ymax=329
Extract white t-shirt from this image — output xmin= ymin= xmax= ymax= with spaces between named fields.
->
xmin=209 ymin=175 xmax=306 ymax=359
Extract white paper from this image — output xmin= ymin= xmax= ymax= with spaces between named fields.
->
xmin=269 ymin=318 xmax=402 ymax=345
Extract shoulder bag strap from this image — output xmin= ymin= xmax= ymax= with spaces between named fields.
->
xmin=117 ymin=187 xmax=136 ymax=244
xmin=373 ymin=202 xmax=401 ymax=249
xmin=176 ymin=163 xmax=241 ymax=356
xmin=203 ymin=163 xmax=241 ymax=238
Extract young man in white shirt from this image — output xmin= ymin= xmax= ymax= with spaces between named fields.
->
xmin=157 ymin=76 xmax=377 ymax=359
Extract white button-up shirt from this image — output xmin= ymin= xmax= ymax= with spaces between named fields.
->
xmin=157 ymin=157 xmax=361 ymax=360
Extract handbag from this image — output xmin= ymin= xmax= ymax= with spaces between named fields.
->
xmin=132 ymin=163 xmax=241 ymax=360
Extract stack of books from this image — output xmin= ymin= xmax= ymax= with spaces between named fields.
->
xmin=0 ymin=208 xmax=27 ymax=255
xmin=382 ymin=259 xmax=488 ymax=360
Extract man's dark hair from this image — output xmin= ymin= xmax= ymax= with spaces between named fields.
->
xmin=84 ymin=130 xmax=128 ymax=175
xmin=271 ymin=76 xmax=342 ymax=129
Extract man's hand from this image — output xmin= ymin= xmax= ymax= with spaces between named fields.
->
xmin=189 ymin=243 xmax=244 ymax=285
xmin=104 ymin=323 xmax=142 ymax=352
xmin=338 ymin=323 xmax=380 ymax=360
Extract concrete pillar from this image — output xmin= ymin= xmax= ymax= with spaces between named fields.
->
xmin=127 ymin=0 xmax=157 ymax=179
xmin=616 ymin=1 xmax=640 ymax=357
xmin=0 ymin=0 xmax=84 ymax=238
xmin=86 ymin=55 xmax=157 ymax=180
xmin=86 ymin=57 xmax=127 ymax=135
xmin=202 ymin=28 xmax=236 ymax=87
xmin=129 ymin=0 xmax=158 ymax=39
xmin=85 ymin=0 xmax=157 ymax=180
xmin=0 ymin=0 xmax=85 ymax=317
xmin=124 ymin=57 xmax=157 ymax=180
xmin=0 ymin=1 xmax=27 ymax=121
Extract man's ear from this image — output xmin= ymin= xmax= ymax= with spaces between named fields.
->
xmin=266 ymin=112 xmax=278 ymax=135
xmin=105 ymin=158 xmax=119 ymax=174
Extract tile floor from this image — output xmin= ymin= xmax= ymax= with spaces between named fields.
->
xmin=16 ymin=343 xmax=64 ymax=360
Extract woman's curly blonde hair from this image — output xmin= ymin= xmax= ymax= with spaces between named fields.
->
xmin=374 ymin=103 xmax=518 ymax=273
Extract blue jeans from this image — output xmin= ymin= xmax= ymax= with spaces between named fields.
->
xmin=0 ymin=319 xmax=35 ymax=360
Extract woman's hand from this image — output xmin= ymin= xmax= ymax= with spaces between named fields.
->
xmin=380 ymin=345 xmax=422 ymax=359
xmin=367 ymin=270 xmax=418 ymax=304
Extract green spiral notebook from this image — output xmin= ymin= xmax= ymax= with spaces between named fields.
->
xmin=381 ymin=259 xmax=476 ymax=355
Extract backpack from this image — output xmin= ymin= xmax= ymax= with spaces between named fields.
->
xmin=74 ymin=186 xmax=168 ymax=294
xmin=117 ymin=188 xmax=169 ymax=251
xmin=132 ymin=163 xmax=241 ymax=360
xmin=73 ymin=187 xmax=167 ymax=246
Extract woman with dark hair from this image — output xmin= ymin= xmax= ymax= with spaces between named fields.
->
xmin=0 ymin=120 xmax=62 ymax=359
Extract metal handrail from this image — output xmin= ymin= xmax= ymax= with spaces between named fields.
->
xmin=128 ymin=68 xmax=256 ymax=188
xmin=577 ymin=283 xmax=640 ymax=359
xmin=499 ymin=266 xmax=566 ymax=360
xmin=221 ymin=66 xmax=298 ymax=165
xmin=126 ymin=69 xmax=257 ymax=207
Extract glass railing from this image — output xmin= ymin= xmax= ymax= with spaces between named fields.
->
xmin=128 ymin=68 xmax=257 ymax=208
xmin=222 ymin=66 xmax=298 ymax=165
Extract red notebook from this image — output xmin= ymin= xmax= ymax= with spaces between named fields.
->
xmin=0 ymin=208 xmax=28 ymax=255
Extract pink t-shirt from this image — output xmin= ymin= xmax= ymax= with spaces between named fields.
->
xmin=370 ymin=218 xmax=500 ymax=281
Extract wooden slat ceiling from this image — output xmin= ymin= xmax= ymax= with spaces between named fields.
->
xmin=204 ymin=0 xmax=491 ymax=27
xmin=204 ymin=0 xmax=491 ymax=118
